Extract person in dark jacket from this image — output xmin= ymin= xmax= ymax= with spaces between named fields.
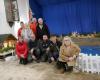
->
xmin=36 ymin=18 xmax=50 ymax=40
xmin=49 ymin=35 xmax=62 ymax=63
xmin=28 ymin=33 xmax=41 ymax=62
xmin=39 ymin=35 xmax=51 ymax=62
xmin=16 ymin=36 xmax=28 ymax=65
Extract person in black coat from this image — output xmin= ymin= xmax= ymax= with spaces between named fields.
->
xmin=36 ymin=18 xmax=50 ymax=40
xmin=28 ymin=33 xmax=41 ymax=62
xmin=39 ymin=35 xmax=51 ymax=62
xmin=49 ymin=35 xmax=62 ymax=63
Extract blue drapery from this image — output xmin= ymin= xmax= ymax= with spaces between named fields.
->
xmin=29 ymin=0 xmax=42 ymax=18
xmin=29 ymin=0 xmax=100 ymax=35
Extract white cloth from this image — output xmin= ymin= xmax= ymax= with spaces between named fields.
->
xmin=21 ymin=28 xmax=33 ymax=41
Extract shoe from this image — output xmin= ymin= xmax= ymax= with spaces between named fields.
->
xmin=48 ymin=60 xmax=52 ymax=63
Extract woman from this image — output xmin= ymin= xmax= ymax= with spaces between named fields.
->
xmin=57 ymin=36 xmax=80 ymax=73
xmin=16 ymin=36 xmax=28 ymax=65
xmin=21 ymin=23 xmax=33 ymax=42
xmin=17 ymin=22 xmax=25 ymax=38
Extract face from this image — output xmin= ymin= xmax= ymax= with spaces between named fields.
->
xmin=38 ymin=18 xmax=43 ymax=25
xmin=18 ymin=37 xmax=23 ymax=43
xmin=32 ymin=18 xmax=37 ymax=23
xmin=43 ymin=35 xmax=48 ymax=41
xmin=63 ymin=38 xmax=71 ymax=46
xmin=30 ymin=33 xmax=36 ymax=41
xmin=20 ymin=22 xmax=25 ymax=28
xmin=51 ymin=36 xmax=57 ymax=43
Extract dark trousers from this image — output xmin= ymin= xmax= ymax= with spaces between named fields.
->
xmin=41 ymin=51 xmax=49 ymax=62
xmin=49 ymin=52 xmax=59 ymax=62
xmin=56 ymin=61 xmax=68 ymax=72
xmin=19 ymin=58 xmax=27 ymax=65
xmin=41 ymin=50 xmax=59 ymax=63
xmin=56 ymin=61 xmax=73 ymax=72
xmin=32 ymin=48 xmax=41 ymax=60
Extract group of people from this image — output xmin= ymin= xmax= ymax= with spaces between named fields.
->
xmin=16 ymin=18 xmax=80 ymax=73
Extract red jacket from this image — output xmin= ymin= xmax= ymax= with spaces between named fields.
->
xmin=30 ymin=22 xmax=37 ymax=35
xmin=17 ymin=28 xmax=22 ymax=38
xmin=16 ymin=41 xmax=28 ymax=59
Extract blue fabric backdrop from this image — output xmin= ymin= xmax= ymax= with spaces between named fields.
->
xmin=29 ymin=0 xmax=100 ymax=35
xmin=29 ymin=0 xmax=42 ymax=18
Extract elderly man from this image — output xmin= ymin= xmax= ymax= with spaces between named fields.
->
xmin=28 ymin=33 xmax=41 ymax=63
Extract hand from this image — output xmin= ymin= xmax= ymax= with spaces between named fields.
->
xmin=73 ymin=55 xmax=77 ymax=59
xmin=68 ymin=57 xmax=74 ymax=61
xmin=51 ymin=57 xmax=54 ymax=61
xmin=65 ymin=57 xmax=69 ymax=61
xmin=46 ymin=48 xmax=50 ymax=53
xmin=20 ymin=54 xmax=24 ymax=58
xmin=46 ymin=47 xmax=50 ymax=51
xmin=30 ymin=48 xmax=34 ymax=53
xmin=32 ymin=55 xmax=36 ymax=60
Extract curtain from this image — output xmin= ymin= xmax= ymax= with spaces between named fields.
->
xmin=30 ymin=0 xmax=100 ymax=35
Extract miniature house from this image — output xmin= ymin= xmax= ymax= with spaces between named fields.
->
xmin=0 ymin=34 xmax=17 ymax=49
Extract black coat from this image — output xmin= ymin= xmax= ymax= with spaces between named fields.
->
xmin=39 ymin=40 xmax=51 ymax=52
xmin=50 ymin=41 xmax=62 ymax=52
xmin=36 ymin=23 xmax=50 ymax=40
xmin=28 ymin=39 xmax=39 ymax=50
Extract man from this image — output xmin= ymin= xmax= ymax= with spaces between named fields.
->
xmin=39 ymin=35 xmax=51 ymax=62
xmin=28 ymin=33 xmax=41 ymax=62
xmin=49 ymin=35 xmax=62 ymax=62
xmin=36 ymin=18 xmax=50 ymax=40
